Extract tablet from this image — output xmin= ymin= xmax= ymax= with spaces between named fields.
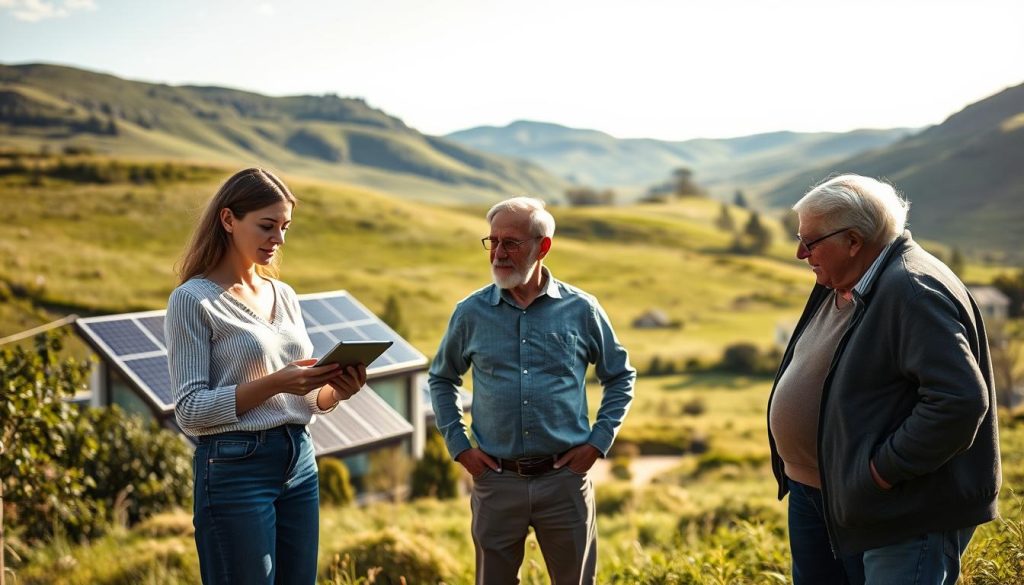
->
xmin=313 ymin=340 xmax=393 ymax=369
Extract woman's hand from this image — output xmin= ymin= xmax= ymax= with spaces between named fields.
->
xmin=327 ymin=364 xmax=367 ymax=402
xmin=273 ymin=359 xmax=343 ymax=396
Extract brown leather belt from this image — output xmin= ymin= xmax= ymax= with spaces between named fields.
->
xmin=495 ymin=454 xmax=560 ymax=477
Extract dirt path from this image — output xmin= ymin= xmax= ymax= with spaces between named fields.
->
xmin=588 ymin=455 xmax=682 ymax=487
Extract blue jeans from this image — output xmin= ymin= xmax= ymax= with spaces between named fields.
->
xmin=192 ymin=424 xmax=320 ymax=585
xmin=787 ymin=479 xmax=865 ymax=585
xmin=862 ymin=526 xmax=976 ymax=585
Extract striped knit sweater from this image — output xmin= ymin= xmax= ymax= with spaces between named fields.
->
xmin=165 ymin=277 xmax=333 ymax=436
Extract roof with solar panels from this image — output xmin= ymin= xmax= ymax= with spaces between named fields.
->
xmin=75 ymin=290 xmax=427 ymax=457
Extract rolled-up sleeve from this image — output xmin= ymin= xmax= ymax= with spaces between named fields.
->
xmin=165 ymin=288 xmax=239 ymax=433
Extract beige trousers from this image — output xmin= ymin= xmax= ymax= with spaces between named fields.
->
xmin=470 ymin=467 xmax=597 ymax=585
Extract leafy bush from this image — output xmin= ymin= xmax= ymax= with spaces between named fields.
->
xmin=1 ymin=333 xmax=192 ymax=547
xmin=411 ymin=431 xmax=461 ymax=500
xmin=610 ymin=457 xmax=632 ymax=481
xmin=1 ymin=332 xmax=98 ymax=542
xmin=325 ymin=528 xmax=459 ymax=585
xmin=319 ymin=457 xmax=356 ymax=507
xmin=61 ymin=405 xmax=193 ymax=529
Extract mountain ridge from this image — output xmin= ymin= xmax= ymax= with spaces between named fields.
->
xmin=0 ymin=63 xmax=568 ymax=204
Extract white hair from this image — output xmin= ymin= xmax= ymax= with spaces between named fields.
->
xmin=486 ymin=196 xmax=556 ymax=238
xmin=794 ymin=174 xmax=910 ymax=245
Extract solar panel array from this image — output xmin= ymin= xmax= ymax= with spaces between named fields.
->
xmin=75 ymin=290 xmax=426 ymax=456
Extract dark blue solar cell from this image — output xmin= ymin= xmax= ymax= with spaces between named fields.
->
xmin=325 ymin=295 xmax=372 ymax=322
xmin=300 ymin=300 xmax=342 ymax=327
xmin=323 ymin=325 xmax=369 ymax=342
xmin=308 ymin=332 xmax=336 ymax=358
xmin=355 ymin=322 xmax=392 ymax=342
xmin=137 ymin=316 xmax=166 ymax=346
xmin=87 ymin=320 xmax=160 ymax=356
xmin=384 ymin=342 xmax=423 ymax=364
xmin=123 ymin=355 xmax=174 ymax=407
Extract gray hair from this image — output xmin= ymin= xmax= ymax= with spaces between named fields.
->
xmin=486 ymin=196 xmax=556 ymax=238
xmin=793 ymin=174 xmax=909 ymax=245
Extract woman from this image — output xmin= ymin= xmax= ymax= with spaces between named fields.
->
xmin=165 ymin=167 xmax=365 ymax=584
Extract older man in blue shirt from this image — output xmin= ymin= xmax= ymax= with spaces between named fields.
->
xmin=429 ymin=196 xmax=636 ymax=585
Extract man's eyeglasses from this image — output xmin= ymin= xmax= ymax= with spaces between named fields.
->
xmin=795 ymin=227 xmax=852 ymax=252
xmin=481 ymin=236 xmax=542 ymax=252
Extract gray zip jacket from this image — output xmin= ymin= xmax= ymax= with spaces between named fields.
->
xmin=767 ymin=231 xmax=1001 ymax=555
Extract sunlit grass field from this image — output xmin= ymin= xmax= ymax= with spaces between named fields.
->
xmin=1 ymin=165 xmax=813 ymax=368
xmin=13 ymin=372 xmax=1024 ymax=584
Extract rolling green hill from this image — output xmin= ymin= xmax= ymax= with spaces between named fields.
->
xmin=762 ymin=82 xmax=1024 ymax=257
xmin=445 ymin=120 xmax=912 ymax=201
xmin=0 ymin=159 xmax=811 ymax=366
xmin=0 ymin=63 xmax=568 ymax=204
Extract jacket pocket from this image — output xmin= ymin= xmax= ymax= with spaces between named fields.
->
xmin=831 ymin=451 xmax=900 ymax=528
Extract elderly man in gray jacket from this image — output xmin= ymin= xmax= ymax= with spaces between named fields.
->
xmin=767 ymin=174 xmax=1001 ymax=584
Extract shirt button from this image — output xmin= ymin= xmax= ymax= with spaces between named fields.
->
xmin=524 ymin=431 xmax=529 ymax=435
xmin=523 ymin=369 xmax=528 ymax=374
xmin=521 ymin=339 xmax=526 ymax=343
xmin=523 ymin=400 xmax=529 ymax=405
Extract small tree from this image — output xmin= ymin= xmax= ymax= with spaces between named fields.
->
xmin=733 ymin=189 xmax=749 ymax=208
xmin=410 ymin=432 xmax=460 ymax=500
xmin=715 ymin=203 xmax=735 ymax=232
xmin=381 ymin=294 xmax=409 ymax=339
xmin=741 ymin=211 xmax=773 ymax=255
xmin=319 ymin=457 xmax=356 ymax=507
xmin=672 ymin=168 xmax=704 ymax=197
xmin=949 ymin=247 xmax=966 ymax=278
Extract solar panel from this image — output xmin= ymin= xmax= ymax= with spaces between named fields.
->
xmin=86 ymin=318 xmax=161 ymax=356
xmin=74 ymin=289 xmax=427 ymax=457
xmin=300 ymin=291 xmax=428 ymax=376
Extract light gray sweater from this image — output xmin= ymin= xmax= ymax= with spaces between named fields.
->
xmin=165 ymin=277 xmax=332 ymax=436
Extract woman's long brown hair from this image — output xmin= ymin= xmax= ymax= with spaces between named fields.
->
xmin=176 ymin=168 xmax=297 ymax=284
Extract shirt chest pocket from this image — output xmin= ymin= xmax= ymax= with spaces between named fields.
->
xmin=542 ymin=332 xmax=578 ymax=376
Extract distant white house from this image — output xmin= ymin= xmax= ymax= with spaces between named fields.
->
xmin=633 ymin=309 xmax=674 ymax=329
xmin=969 ymin=285 xmax=1011 ymax=321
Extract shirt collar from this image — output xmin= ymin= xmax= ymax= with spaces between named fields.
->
xmin=488 ymin=266 xmax=562 ymax=306
xmin=852 ymin=234 xmax=901 ymax=297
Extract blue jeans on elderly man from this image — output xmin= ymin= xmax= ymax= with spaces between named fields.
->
xmin=788 ymin=479 xmax=976 ymax=585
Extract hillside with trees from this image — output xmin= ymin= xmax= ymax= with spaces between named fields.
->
xmin=762 ymin=82 xmax=1024 ymax=257
xmin=0 ymin=64 xmax=568 ymax=204
xmin=445 ymin=120 xmax=912 ymax=201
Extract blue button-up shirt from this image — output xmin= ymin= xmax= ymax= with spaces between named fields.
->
xmin=429 ymin=269 xmax=636 ymax=461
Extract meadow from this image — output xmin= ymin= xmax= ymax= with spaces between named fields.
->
xmin=11 ymin=372 xmax=1024 ymax=584
xmin=3 ymin=159 xmax=1022 ymax=583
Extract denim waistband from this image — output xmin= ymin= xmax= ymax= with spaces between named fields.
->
xmin=196 ymin=423 xmax=306 ymax=443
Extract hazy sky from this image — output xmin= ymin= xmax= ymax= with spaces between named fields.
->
xmin=1 ymin=0 xmax=1022 ymax=140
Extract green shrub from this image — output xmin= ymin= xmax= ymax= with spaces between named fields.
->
xmin=610 ymin=457 xmax=632 ymax=481
xmin=411 ymin=431 xmax=461 ymax=500
xmin=319 ymin=457 xmax=356 ymax=507
xmin=325 ymin=528 xmax=459 ymax=585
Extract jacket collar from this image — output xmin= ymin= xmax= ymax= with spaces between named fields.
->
xmin=851 ymin=230 xmax=912 ymax=303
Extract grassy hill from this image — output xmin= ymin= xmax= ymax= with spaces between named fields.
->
xmin=445 ymin=120 xmax=912 ymax=201
xmin=0 ymin=156 xmax=812 ymax=367
xmin=0 ymin=63 xmax=568 ymax=204
xmin=762 ymin=82 xmax=1024 ymax=258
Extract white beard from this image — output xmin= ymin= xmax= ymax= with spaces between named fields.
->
xmin=491 ymin=262 xmax=536 ymax=289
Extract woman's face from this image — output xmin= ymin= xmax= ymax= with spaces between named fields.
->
xmin=222 ymin=200 xmax=292 ymax=266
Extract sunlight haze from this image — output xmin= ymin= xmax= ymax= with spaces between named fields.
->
xmin=1 ymin=0 xmax=1022 ymax=139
